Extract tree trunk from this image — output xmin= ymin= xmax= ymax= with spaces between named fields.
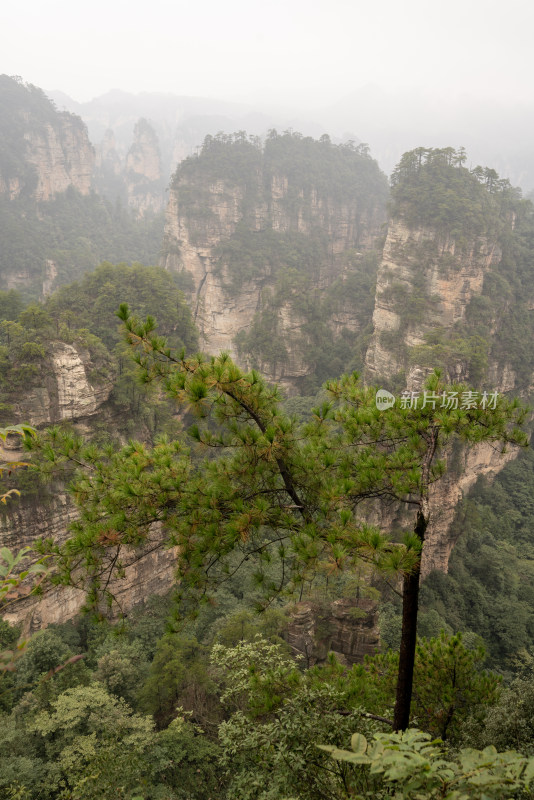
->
xmin=393 ymin=509 xmax=428 ymax=731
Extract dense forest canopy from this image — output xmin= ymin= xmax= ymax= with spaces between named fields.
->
xmin=390 ymin=146 xmax=521 ymax=239
xmin=1 ymin=321 xmax=532 ymax=798
xmin=173 ymin=129 xmax=388 ymax=222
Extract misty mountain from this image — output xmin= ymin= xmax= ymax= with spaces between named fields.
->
xmin=49 ymin=84 xmax=534 ymax=195
xmin=47 ymin=88 xmax=332 ymax=169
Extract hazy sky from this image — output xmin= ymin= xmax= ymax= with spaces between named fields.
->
xmin=4 ymin=0 xmax=534 ymax=107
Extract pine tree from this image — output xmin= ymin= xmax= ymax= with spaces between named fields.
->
xmin=33 ymin=307 xmax=528 ymax=728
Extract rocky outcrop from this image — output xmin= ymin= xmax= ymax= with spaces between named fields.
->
xmin=0 ymin=176 xmax=22 ymax=200
xmin=41 ymin=260 xmax=58 ymax=298
xmin=163 ymin=181 xmax=253 ymax=356
xmin=0 ymin=77 xmax=94 ymax=201
xmin=363 ymin=215 xmax=524 ymax=575
xmin=365 ymin=219 xmax=502 ymax=387
xmin=14 ymin=341 xmax=113 ymax=427
xmin=1 ymin=493 xmax=177 ymax=633
xmin=421 ymin=441 xmax=517 ymax=576
xmin=23 ymin=115 xmax=94 ymax=201
xmin=125 ymin=119 xmax=165 ymax=214
xmin=0 ymin=337 xmax=178 ymax=631
xmin=0 ymin=342 xmax=114 ymax=627
xmin=162 ymin=141 xmax=387 ymax=388
xmin=0 ymin=123 xmax=93 ymax=201
xmin=284 ymin=598 xmax=379 ymax=667
xmin=96 ymin=129 xmax=122 ymax=178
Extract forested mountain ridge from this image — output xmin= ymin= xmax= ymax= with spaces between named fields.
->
xmin=160 ymin=140 xmax=534 ymax=579
xmin=1 ymin=80 xmax=534 ymax=676
xmin=3 ymin=73 xmax=534 ymax=799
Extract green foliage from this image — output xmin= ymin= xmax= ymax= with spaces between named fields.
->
xmin=94 ymin=638 xmax=150 ymax=707
xmin=474 ymin=199 xmax=534 ymax=385
xmin=31 ymin=683 xmax=156 ymax=798
xmin=0 ymin=602 xmax=225 ymax=800
xmin=0 ymin=188 xmax=165 ymax=298
xmin=214 ymin=636 xmax=378 ymax=800
xmin=137 ymin=634 xmax=218 ymax=728
xmin=263 ymin=130 xmax=387 ymax=207
xmin=0 ymin=262 xmax=196 ymax=441
xmin=0 ymin=425 xmax=48 ymax=607
xmin=0 ymin=710 xmax=47 ymax=798
xmin=39 ymin=261 xmax=197 ymax=432
xmin=214 ymin=224 xmax=328 ymax=290
xmin=46 ymin=261 xmax=197 ymax=352
xmin=175 ymin=131 xmax=263 ymax=189
xmin=31 ymin=312 xmax=527 ymax=746
xmin=0 ymin=301 xmax=115 ymax=424
xmin=378 ymin=149 xmax=534 ymax=391
xmin=410 ymin=330 xmax=490 ymax=387
xmin=0 ymin=545 xmax=47 ymax=612
xmin=0 ymin=290 xmax=24 ymax=322
xmin=13 ymin=628 xmax=70 ymax=686
xmin=320 ymin=727 xmax=534 ymax=799
xmin=477 ymin=670 xmax=534 ymax=755
xmin=399 ymin=190 xmax=534 ymax=390
xmin=345 ymin=633 xmax=498 ymax=743
xmin=390 ymin=147 xmax=518 ymax=239
xmin=410 ymin=633 xmax=500 ymax=741
xmin=212 ymin=634 xmax=503 ymax=799
xmin=236 ymin=249 xmax=381 ymax=388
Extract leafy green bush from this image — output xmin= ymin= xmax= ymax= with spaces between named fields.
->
xmin=320 ymin=728 xmax=534 ymax=799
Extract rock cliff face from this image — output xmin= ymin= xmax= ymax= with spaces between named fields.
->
xmin=421 ymin=441 xmax=516 ymax=576
xmin=284 ymin=598 xmax=379 ymax=667
xmin=162 ymin=135 xmax=387 ymax=388
xmin=92 ymin=118 xmax=168 ymax=215
xmin=363 ymin=210 xmax=523 ymax=575
xmin=11 ymin=341 xmax=113 ymax=427
xmin=0 ymin=75 xmax=95 ymax=202
xmin=125 ymin=119 xmax=165 ymax=214
xmin=0 ymin=343 xmax=177 ymax=630
xmin=365 ymin=219 xmax=502 ymax=387
xmin=0 ymin=341 xmax=116 ymax=628
xmin=96 ymin=129 xmax=122 ymax=177
xmin=22 ymin=116 xmax=94 ymax=201
xmin=1 ymin=492 xmax=176 ymax=633
xmin=3 ymin=138 xmax=529 ymax=634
